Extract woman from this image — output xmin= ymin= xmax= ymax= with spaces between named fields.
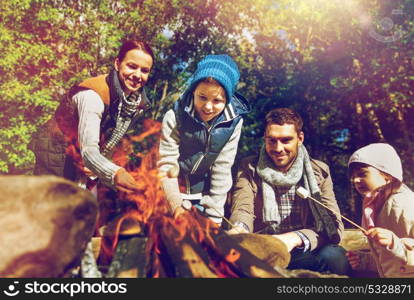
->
xmin=32 ymin=39 xmax=154 ymax=217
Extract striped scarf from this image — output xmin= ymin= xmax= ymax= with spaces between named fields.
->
xmin=101 ymin=70 xmax=141 ymax=157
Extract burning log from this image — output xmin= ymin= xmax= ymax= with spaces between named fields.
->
xmin=0 ymin=175 xmax=98 ymax=277
xmin=106 ymin=235 xmax=148 ymax=278
xmin=213 ymin=232 xmax=291 ymax=270
xmin=146 ymin=210 xmax=285 ymax=278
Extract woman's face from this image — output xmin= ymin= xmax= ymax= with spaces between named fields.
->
xmin=351 ymin=165 xmax=389 ymax=196
xmin=193 ymin=81 xmax=227 ymax=122
xmin=114 ymin=49 xmax=153 ymax=95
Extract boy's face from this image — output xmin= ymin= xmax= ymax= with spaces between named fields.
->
xmin=193 ymin=81 xmax=227 ymax=122
xmin=351 ymin=165 xmax=389 ymax=196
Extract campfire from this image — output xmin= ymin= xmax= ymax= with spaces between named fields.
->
xmin=0 ymin=120 xmax=344 ymax=278
xmin=91 ymin=119 xmax=336 ymax=278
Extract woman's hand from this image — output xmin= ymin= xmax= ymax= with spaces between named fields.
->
xmin=114 ymin=168 xmax=139 ymax=194
xmin=173 ymin=206 xmax=186 ymax=219
xmin=82 ymin=167 xmax=95 ymax=177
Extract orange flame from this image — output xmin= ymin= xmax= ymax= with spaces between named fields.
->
xmin=225 ymin=249 xmax=241 ymax=263
xmin=100 ymin=118 xmax=245 ymax=277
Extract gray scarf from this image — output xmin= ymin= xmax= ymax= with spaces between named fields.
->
xmin=257 ymin=144 xmax=320 ymax=224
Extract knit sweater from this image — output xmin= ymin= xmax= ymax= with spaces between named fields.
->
xmin=73 ymin=89 xmax=122 ymax=185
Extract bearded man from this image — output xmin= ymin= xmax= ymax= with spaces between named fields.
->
xmin=228 ymin=108 xmax=350 ymax=275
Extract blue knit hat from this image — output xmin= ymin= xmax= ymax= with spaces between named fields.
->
xmin=189 ymin=54 xmax=240 ymax=102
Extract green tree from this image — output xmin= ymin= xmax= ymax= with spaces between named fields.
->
xmin=1 ymin=0 xmax=413 ymax=223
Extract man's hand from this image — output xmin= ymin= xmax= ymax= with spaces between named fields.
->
xmin=114 ymin=168 xmax=139 ymax=194
xmin=346 ymin=251 xmax=361 ymax=270
xmin=365 ymin=227 xmax=394 ymax=248
xmin=272 ymin=232 xmax=303 ymax=252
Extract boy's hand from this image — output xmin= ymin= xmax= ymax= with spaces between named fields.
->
xmin=365 ymin=227 xmax=394 ymax=248
xmin=346 ymin=251 xmax=361 ymax=269
xmin=173 ymin=206 xmax=186 ymax=219
xmin=227 ymin=226 xmax=249 ymax=235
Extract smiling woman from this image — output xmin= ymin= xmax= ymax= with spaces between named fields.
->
xmin=30 ymin=39 xmax=155 ymax=225
xmin=114 ymin=45 xmax=153 ymax=95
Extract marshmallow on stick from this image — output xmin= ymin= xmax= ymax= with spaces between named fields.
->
xmin=296 ymin=187 xmax=367 ymax=234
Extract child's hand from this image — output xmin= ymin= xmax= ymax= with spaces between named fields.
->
xmin=173 ymin=206 xmax=186 ymax=219
xmin=346 ymin=251 xmax=361 ymax=270
xmin=227 ymin=226 xmax=248 ymax=235
xmin=365 ymin=227 xmax=394 ymax=248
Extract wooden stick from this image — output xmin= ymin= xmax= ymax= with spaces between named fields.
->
xmin=296 ymin=187 xmax=367 ymax=234
xmin=206 ymin=205 xmax=236 ymax=228
xmin=181 ymin=201 xmax=236 ymax=229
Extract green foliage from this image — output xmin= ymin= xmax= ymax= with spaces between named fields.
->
xmin=1 ymin=0 xmax=413 ymax=222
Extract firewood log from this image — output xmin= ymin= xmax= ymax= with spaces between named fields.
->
xmin=0 ymin=175 xmax=98 ymax=277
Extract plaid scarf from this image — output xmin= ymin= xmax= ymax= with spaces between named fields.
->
xmin=101 ymin=70 xmax=142 ymax=157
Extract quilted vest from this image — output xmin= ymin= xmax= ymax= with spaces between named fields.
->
xmin=174 ymin=92 xmax=249 ymax=194
xmin=31 ymin=74 xmax=150 ymax=181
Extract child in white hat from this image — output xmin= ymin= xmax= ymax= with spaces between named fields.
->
xmin=346 ymin=143 xmax=414 ymax=277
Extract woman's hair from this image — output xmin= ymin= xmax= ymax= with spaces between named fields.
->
xmin=117 ymin=39 xmax=155 ymax=63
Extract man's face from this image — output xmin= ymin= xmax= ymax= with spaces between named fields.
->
xmin=114 ymin=49 xmax=153 ymax=95
xmin=265 ymin=123 xmax=304 ymax=172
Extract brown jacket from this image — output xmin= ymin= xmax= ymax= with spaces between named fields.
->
xmin=229 ymin=155 xmax=344 ymax=251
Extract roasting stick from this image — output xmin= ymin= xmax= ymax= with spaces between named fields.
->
xmin=296 ymin=187 xmax=367 ymax=234
xmin=182 ymin=200 xmax=236 ymax=228
xmin=208 ymin=205 xmax=236 ymax=229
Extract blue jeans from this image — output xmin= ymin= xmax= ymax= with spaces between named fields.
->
xmin=287 ymin=244 xmax=351 ymax=275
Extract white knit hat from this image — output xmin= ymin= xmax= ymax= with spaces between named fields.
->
xmin=348 ymin=143 xmax=403 ymax=182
